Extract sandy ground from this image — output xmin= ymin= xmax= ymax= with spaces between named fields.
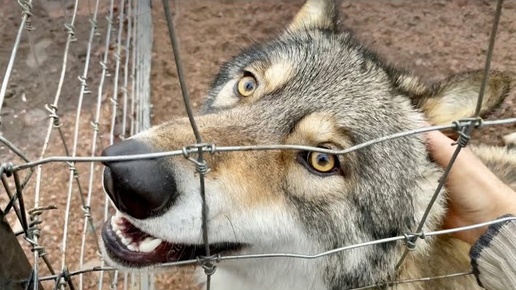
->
xmin=0 ymin=0 xmax=515 ymax=289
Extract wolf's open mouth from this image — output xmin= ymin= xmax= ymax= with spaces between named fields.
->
xmin=101 ymin=212 xmax=245 ymax=267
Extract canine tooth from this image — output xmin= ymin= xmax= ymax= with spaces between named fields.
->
xmin=116 ymin=229 xmax=124 ymax=240
xmin=121 ymin=237 xmax=132 ymax=246
xmin=110 ymin=217 xmax=119 ymax=231
xmin=127 ymin=244 xmax=138 ymax=252
xmin=139 ymin=238 xmax=162 ymax=253
xmin=113 ymin=214 xmax=124 ymax=225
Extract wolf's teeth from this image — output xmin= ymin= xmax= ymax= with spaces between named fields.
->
xmin=121 ymin=237 xmax=132 ymax=246
xmin=110 ymin=217 xmax=119 ymax=231
xmin=115 ymin=229 xmax=124 ymax=240
xmin=127 ymin=244 xmax=138 ymax=252
xmin=139 ymin=237 xmax=162 ymax=253
xmin=111 ymin=214 xmax=126 ymax=232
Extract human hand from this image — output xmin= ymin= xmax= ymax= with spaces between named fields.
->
xmin=425 ymin=130 xmax=516 ymax=244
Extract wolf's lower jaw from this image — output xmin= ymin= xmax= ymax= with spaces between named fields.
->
xmin=102 ymin=215 xmax=480 ymax=290
xmin=102 ymin=220 xmax=480 ymax=290
xmin=101 ymin=212 xmax=245 ymax=267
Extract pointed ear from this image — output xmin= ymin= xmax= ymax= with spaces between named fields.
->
xmin=288 ymin=0 xmax=339 ymax=32
xmin=394 ymin=70 xmax=512 ymax=125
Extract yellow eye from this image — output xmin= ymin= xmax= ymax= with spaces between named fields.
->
xmin=307 ymin=152 xmax=338 ymax=174
xmin=236 ymin=75 xmax=257 ymax=97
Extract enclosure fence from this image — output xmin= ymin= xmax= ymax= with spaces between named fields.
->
xmin=0 ymin=0 xmax=515 ymax=289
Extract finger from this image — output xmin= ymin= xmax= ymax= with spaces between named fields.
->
xmin=424 ymin=130 xmax=462 ymax=168
xmin=424 ymin=130 xmax=485 ymax=180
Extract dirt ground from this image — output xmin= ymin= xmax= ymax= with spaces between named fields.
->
xmin=0 ymin=0 xmax=515 ymax=289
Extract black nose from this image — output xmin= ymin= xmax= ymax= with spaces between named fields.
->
xmin=101 ymin=139 xmax=176 ymax=219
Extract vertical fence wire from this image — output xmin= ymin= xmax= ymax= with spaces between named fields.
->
xmin=133 ymin=0 xmax=155 ymax=288
xmin=59 ymin=2 xmax=105 ymax=286
xmin=136 ymin=0 xmax=153 ymax=132
xmin=394 ymin=0 xmax=505 ymax=271
xmin=29 ymin=0 xmax=83 ymax=288
xmin=130 ymin=0 xmax=138 ymax=137
xmin=0 ymin=0 xmax=33 ymax=118
xmin=121 ymin=0 xmax=133 ymax=141
xmin=96 ymin=0 xmax=116 ymax=288
xmin=106 ymin=0 xmax=126 ymax=288
xmin=78 ymin=0 xmax=114 ymax=288
xmin=160 ymin=1 xmax=216 ymax=288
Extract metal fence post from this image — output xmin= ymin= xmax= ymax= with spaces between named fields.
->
xmin=0 ymin=208 xmax=43 ymax=290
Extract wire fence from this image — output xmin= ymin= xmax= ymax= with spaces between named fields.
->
xmin=0 ymin=0 xmax=515 ymax=290
xmin=0 ymin=0 xmax=155 ymax=289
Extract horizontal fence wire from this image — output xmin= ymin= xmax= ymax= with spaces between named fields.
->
xmin=15 ymin=217 xmax=516 ymax=284
xmin=6 ymin=118 xmax=516 ymax=171
xmin=0 ymin=0 xmax=514 ymax=289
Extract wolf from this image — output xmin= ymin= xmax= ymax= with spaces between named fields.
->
xmin=99 ymin=0 xmax=516 ymax=289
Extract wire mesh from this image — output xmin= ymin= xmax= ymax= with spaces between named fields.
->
xmin=0 ymin=0 xmax=154 ymax=289
xmin=0 ymin=0 xmax=515 ymax=289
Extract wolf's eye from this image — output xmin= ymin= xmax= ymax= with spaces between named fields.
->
xmin=298 ymin=150 xmax=340 ymax=176
xmin=236 ymin=75 xmax=257 ymax=97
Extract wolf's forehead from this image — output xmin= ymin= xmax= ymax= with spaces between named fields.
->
xmin=213 ymin=31 xmax=391 ymax=101
xmin=202 ymin=29 xmax=405 ymax=134
xmin=262 ymin=33 xmax=378 ymax=78
xmin=267 ymin=35 xmax=393 ymax=103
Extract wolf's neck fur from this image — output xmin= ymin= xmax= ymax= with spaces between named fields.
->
xmin=200 ymin=237 xmax=480 ymax=290
xmin=199 ymin=259 xmax=327 ymax=290
xmin=396 ymin=236 xmax=480 ymax=290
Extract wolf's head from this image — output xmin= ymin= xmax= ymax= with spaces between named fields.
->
xmin=100 ymin=1 xmax=511 ymax=289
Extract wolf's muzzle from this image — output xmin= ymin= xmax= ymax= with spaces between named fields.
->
xmin=101 ymin=139 xmax=177 ymax=219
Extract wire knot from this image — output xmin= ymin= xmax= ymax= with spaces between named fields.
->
xmin=45 ymin=104 xmax=63 ymax=128
xmin=403 ymin=232 xmax=425 ymax=251
xmin=196 ymin=160 xmax=210 ymax=175
xmin=17 ymin=0 xmax=33 ymax=18
xmin=99 ymin=60 xmax=108 ymax=71
xmin=56 ymin=267 xmax=70 ymax=287
xmin=78 ymin=75 xmax=91 ymax=94
xmin=64 ymin=23 xmax=77 ymax=41
xmin=451 ymin=118 xmax=483 ymax=148
xmin=23 ymin=206 xmax=55 ymax=258
xmin=90 ymin=121 xmax=100 ymax=131
xmin=81 ymin=205 xmax=91 ymax=218
xmin=0 ymin=162 xmax=15 ymax=177
xmin=197 ymin=254 xmax=220 ymax=276
xmin=203 ymin=262 xmax=217 ymax=276
xmin=182 ymin=143 xmax=216 ymax=174
xmin=454 ymin=131 xmax=471 ymax=148
xmin=67 ymin=162 xmax=79 ymax=178
xmin=88 ymin=18 xmax=98 ymax=31
xmin=451 ymin=117 xmax=484 ymax=133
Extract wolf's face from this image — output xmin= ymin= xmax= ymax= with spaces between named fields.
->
xmin=100 ymin=1 xmax=511 ymax=289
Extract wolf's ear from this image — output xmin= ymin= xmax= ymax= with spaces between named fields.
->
xmin=394 ymin=70 xmax=512 ymax=125
xmin=288 ymin=0 xmax=339 ymax=32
